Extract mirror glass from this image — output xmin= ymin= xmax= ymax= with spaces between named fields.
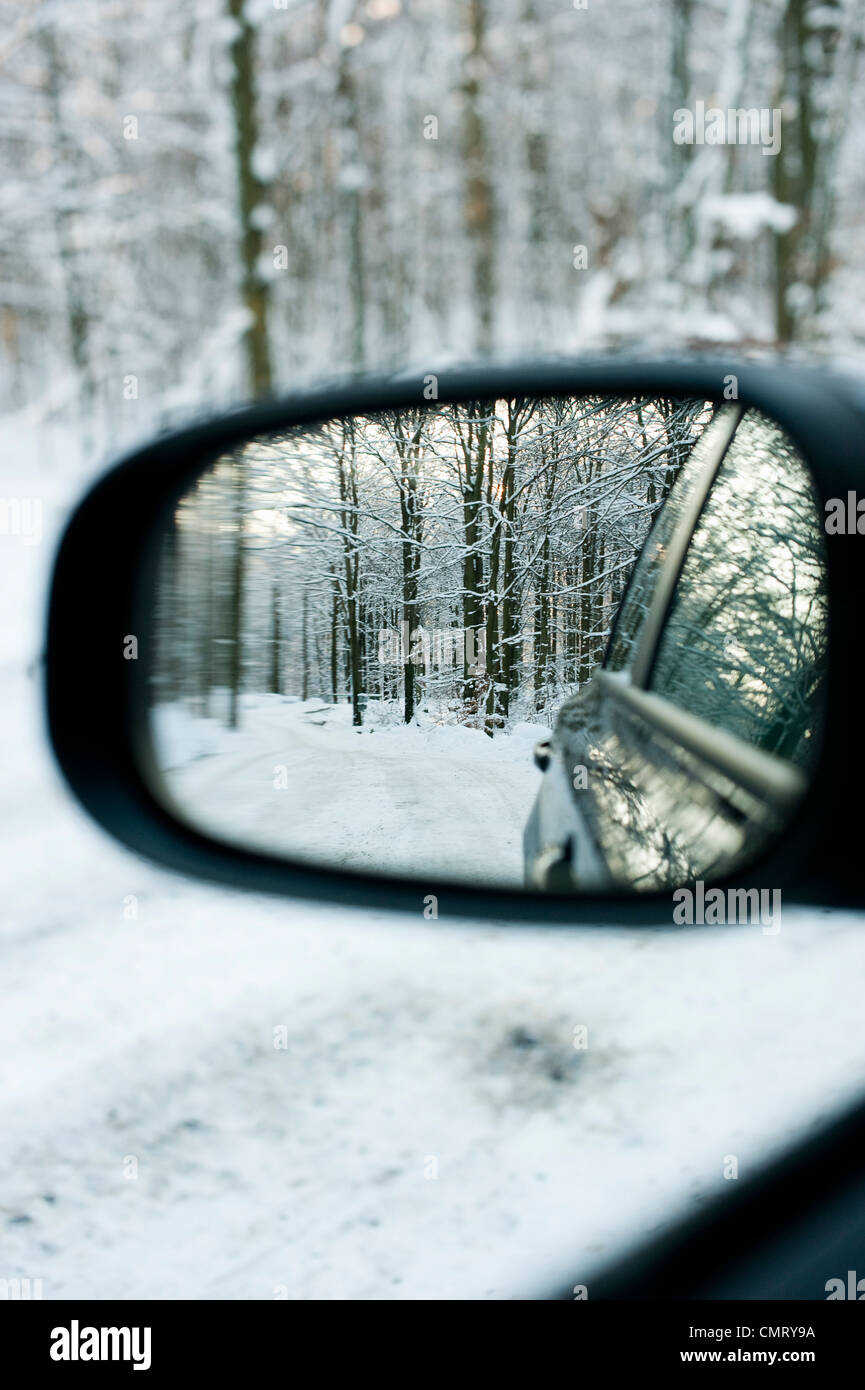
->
xmin=145 ymin=394 xmax=828 ymax=894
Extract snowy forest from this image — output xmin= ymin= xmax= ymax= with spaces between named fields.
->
xmin=4 ymin=0 xmax=865 ymax=1309
xmin=3 ymin=0 xmax=865 ymax=472
xmin=154 ymin=396 xmax=709 ymax=739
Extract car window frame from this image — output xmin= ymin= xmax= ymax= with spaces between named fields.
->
xmin=593 ymin=401 xmax=824 ymax=816
xmin=602 ymin=403 xmax=742 ymax=686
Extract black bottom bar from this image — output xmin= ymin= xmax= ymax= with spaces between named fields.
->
xmin=4 ymin=1298 xmax=859 ymax=1376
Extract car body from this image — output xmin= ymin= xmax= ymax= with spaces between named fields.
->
xmin=524 ymin=401 xmax=829 ymax=898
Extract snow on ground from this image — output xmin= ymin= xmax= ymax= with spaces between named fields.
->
xmin=3 ymin=431 xmax=865 ymax=1300
xmin=152 ymin=696 xmax=543 ymax=887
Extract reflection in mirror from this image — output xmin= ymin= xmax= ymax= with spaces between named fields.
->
xmin=145 ymin=395 xmax=826 ymax=895
xmin=651 ymin=410 xmax=827 ymax=762
xmin=547 ymin=407 xmax=828 ymax=894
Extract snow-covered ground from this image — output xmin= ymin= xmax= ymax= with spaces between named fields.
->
xmin=152 ymin=697 xmax=543 ymax=886
xmin=4 ymin=426 xmax=865 ymax=1300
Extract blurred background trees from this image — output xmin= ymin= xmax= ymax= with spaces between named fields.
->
xmin=1 ymin=0 xmax=864 ymax=472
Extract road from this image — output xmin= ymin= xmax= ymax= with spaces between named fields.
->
xmin=157 ymin=698 xmax=542 ymax=887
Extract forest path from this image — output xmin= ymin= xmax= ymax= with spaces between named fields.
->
xmin=159 ymin=698 xmax=542 ymax=888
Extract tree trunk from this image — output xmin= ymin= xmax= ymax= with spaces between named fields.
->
xmin=41 ymin=30 xmax=96 ymax=431
xmin=330 ymin=574 xmax=339 ymax=704
xmin=499 ymin=399 xmax=532 ymax=719
xmin=301 ymin=587 xmax=309 ymax=701
xmin=461 ymin=0 xmax=495 ymax=354
xmin=335 ymin=50 xmax=366 ymax=369
xmin=459 ymin=408 xmax=488 ymax=701
xmin=227 ymin=0 xmax=272 ymax=395
xmin=227 ymin=463 xmax=245 ymax=729
xmin=337 ymin=428 xmax=364 ymax=725
xmin=772 ymin=0 xmax=840 ymax=343
xmin=269 ymin=583 xmax=281 ymax=694
xmin=670 ymin=0 xmax=693 ymax=260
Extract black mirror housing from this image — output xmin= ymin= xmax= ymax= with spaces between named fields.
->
xmin=44 ymin=360 xmax=865 ymax=926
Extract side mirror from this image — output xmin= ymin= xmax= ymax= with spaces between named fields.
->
xmin=44 ymin=362 xmax=865 ymax=926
